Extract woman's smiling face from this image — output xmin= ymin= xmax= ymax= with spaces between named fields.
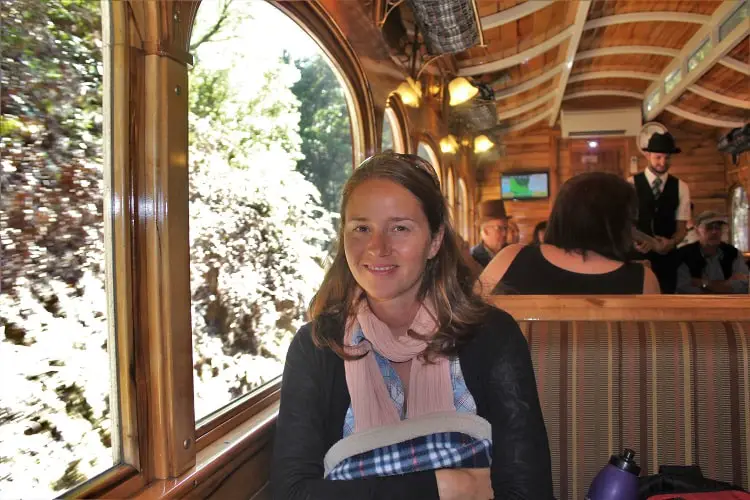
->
xmin=344 ymin=178 xmax=443 ymax=308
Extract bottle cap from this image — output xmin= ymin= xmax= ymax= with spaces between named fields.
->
xmin=609 ymin=448 xmax=641 ymax=476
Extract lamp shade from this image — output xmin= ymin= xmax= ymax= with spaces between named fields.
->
xmin=440 ymin=135 xmax=459 ymax=154
xmin=449 ymin=77 xmax=478 ymax=106
xmin=474 ymin=134 xmax=494 ymax=153
xmin=396 ymin=77 xmax=422 ymax=108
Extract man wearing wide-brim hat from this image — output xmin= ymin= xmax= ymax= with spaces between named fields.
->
xmin=470 ymin=199 xmax=511 ymax=268
xmin=675 ymin=211 xmax=748 ymax=294
xmin=628 ymin=131 xmax=691 ymax=293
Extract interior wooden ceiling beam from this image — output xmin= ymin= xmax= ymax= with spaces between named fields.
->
xmin=497 ymin=93 xmax=556 ymax=120
xmin=547 ymin=0 xmax=593 ymax=126
xmin=493 ymin=63 xmax=565 ymax=99
xmin=458 ymin=25 xmax=573 ymax=76
xmin=575 ymin=46 xmax=679 ymax=60
xmin=506 ymin=108 xmax=555 ymax=132
xmin=643 ymin=0 xmax=749 ymax=122
xmin=567 ymin=70 xmax=658 ymax=83
xmin=563 ymin=90 xmax=644 ymax=101
xmin=665 ymin=105 xmax=746 ymax=128
xmin=687 ymin=85 xmax=750 ymax=110
xmin=583 ymin=12 xmax=709 ymax=31
xmin=718 ymin=56 xmax=750 ymax=75
xmin=480 ymin=0 xmax=556 ymax=31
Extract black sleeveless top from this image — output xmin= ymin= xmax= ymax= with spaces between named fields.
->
xmin=496 ymin=245 xmax=645 ymax=295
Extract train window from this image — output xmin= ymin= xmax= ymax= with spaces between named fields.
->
xmin=446 ymin=166 xmax=456 ymax=218
xmin=731 ymin=185 xmax=749 ymax=253
xmin=457 ymin=178 xmax=469 ymax=239
xmin=0 ymin=0 xmax=119 ymax=497
xmin=664 ymin=68 xmax=682 ymax=95
xmin=188 ymin=1 xmax=353 ymax=422
xmin=719 ymin=1 xmax=748 ymax=41
xmin=687 ymin=38 xmax=711 ymax=72
xmin=417 ymin=141 xmax=441 ymax=185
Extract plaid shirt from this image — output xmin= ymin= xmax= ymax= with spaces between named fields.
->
xmin=326 ymin=431 xmax=492 ymax=480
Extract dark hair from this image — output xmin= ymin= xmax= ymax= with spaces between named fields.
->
xmin=531 ymin=220 xmax=547 ymax=245
xmin=545 ymin=172 xmax=637 ymax=261
xmin=309 ymin=152 xmax=490 ymax=360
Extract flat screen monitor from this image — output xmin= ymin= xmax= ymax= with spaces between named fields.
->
xmin=501 ymin=171 xmax=549 ymax=200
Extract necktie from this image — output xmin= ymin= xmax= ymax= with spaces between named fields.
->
xmin=652 ymin=177 xmax=662 ymax=199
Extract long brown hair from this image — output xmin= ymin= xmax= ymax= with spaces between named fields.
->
xmin=309 ymin=152 xmax=490 ymax=360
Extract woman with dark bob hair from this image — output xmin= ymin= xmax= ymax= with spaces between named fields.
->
xmin=272 ymin=152 xmax=552 ymax=499
xmin=477 ymin=171 xmax=660 ymax=295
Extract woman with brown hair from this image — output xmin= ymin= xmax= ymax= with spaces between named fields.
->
xmin=271 ymin=152 xmax=552 ymax=499
xmin=477 ymin=171 xmax=660 ymax=295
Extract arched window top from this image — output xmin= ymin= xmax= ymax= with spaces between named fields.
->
xmin=417 ymin=141 xmax=441 ymax=185
xmin=456 ymin=177 xmax=468 ymax=239
xmin=382 ymin=105 xmax=406 ymax=153
xmin=446 ymin=166 xmax=455 ymax=212
xmin=731 ymin=184 xmax=749 ymax=252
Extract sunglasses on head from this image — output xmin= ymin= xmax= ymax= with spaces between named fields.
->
xmin=376 ymin=151 xmax=441 ymax=188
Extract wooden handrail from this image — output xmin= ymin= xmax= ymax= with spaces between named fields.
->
xmin=488 ymin=295 xmax=750 ymax=321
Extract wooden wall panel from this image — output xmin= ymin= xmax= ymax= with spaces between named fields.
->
xmin=477 ymin=130 xmax=729 ymax=243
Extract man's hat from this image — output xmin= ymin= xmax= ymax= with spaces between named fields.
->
xmin=644 ymin=131 xmax=681 ymax=154
xmin=479 ymin=199 xmax=511 ymax=221
xmin=695 ymin=210 xmax=728 ymax=227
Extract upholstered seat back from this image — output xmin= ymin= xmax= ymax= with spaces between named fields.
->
xmin=516 ymin=319 xmax=750 ymax=500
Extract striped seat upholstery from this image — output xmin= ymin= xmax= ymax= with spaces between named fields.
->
xmin=518 ymin=320 xmax=750 ymax=500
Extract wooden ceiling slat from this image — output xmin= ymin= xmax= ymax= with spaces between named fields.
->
xmin=665 ymin=105 xmax=745 ymax=128
xmin=480 ymin=0 xmax=555 ymax=31
xmin=687 ymin=85 xmax=750 ymax=110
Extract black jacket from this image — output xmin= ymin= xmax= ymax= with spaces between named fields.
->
xmin=470 ymin=243 xmax=493 ymax=268
xmin=271 ymin=307 xmax=553 ymax=499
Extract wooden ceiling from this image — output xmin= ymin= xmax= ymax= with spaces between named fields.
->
xmin=428 ymin=0 xmax=749 ymax=135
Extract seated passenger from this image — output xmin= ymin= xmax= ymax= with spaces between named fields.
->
xmin=476 ymin=172 xmax=660 ymax=295
xmin=531 ymin=220 xmax=547 ymax=245
xmin=470 ymin=199 xmax=510 ymax=268
xmin=675 ymin=211 xmax=749 ymax=294
xmin=272 ymin=152 xmax=553 ymax=500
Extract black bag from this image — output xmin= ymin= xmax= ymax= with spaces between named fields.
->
xmin=638 ymin=465 xmax=747 ymax=499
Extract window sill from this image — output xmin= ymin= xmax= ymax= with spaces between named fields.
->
xmin=133 ymin=401 xmax=279 ymax=499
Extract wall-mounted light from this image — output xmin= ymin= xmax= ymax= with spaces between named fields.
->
xmin=474 ymin=134 xmax=494 ymax=153
xmin=440 ymin=134 xmax=459 ymax=154
xmin=396 ymin=77 xmax=422 ymax=108
xmin=448 ymin=76 xmax=478 ymax=106
xmin=588 ymin=140 xmax=598 ymax=148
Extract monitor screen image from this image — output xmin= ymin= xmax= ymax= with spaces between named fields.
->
xmin=501 ymin=172 xmax=549 ymax=200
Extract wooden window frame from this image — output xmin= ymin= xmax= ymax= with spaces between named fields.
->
xmin=73 ymin=0 xmax=375 ymax=497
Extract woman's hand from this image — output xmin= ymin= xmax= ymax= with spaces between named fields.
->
xmin=435 ymin=468 xmax=493 ymax=500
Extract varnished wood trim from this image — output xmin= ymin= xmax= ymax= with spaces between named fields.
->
xmin=106 ymin=0 xmax=141 ymax=471
xmin=196 ymin=380 xmax=281 ymax=451
xmin=138 ymin=52 xmax=196 ymax=479
xmin=133 ymin=403 xmax=279 ymax=500
xmin=490 ymin=296 xmax=750 ymax=321
xmin=64 ymin=464 xmax=139 ymax=499
xmin=273 ymin=1 xmax=377 ymax=162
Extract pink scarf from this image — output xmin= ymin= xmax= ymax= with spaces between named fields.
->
xmin=343 ymin=296 xmax=455 ymax=433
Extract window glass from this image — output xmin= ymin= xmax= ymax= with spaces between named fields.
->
xmin=446 ymin=167 xmax=456 ymax=218
xmin=645 ymin=89 xmax=661 ymax=113
xmin=189 ymin=1 xmax=352 ymax=421
xmin=719 ymin=1 xmax=748 ymax=41
xmin=731 ymin=185 xmax=749 ymax=253
xmin=664 ymin=68 xmax=682 ymax=95
xmin=382 ymin=106 xmax=405 ymax=153
xmin=1 ymin=0 xmax=118 ymax=496
xmin=457 ymin=178 xmax=469 ymax=239
xmin=687 ymin=38 xmax=711 ymax=72
xmin=417 ymin=142 xmax=441 ymax=185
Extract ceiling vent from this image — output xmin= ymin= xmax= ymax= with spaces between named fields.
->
xmin=561 ymin=108 xmax=643 ymax=139
xmin=406 ymin=0 xmax=484 ymax=54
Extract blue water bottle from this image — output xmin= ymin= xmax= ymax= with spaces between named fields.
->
xmin=586 ymin=448 xmax=641 ymax=500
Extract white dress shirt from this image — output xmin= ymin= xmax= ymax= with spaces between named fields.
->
xmin=628 ymin=169 xmax=691 ymax=222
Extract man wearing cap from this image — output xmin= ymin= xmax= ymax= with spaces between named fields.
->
xmin=675 ymin=211 xmax=749 ymax=294
xmin=629 ymin=131 xmax=691 ymax=293
xmin=471 ymin=199 xmax=510 ymax=268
